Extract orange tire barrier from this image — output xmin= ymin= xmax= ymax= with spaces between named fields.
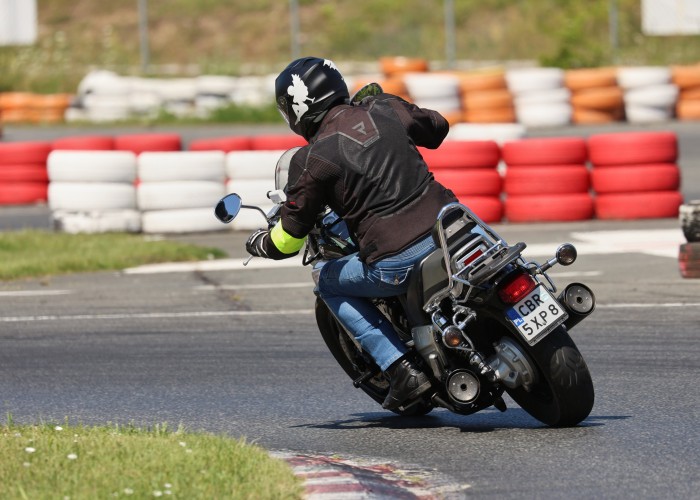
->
xmin=380 ymin=57 xmax=429 ymax=77
xmin=457 ymin=70 xmax=515 ymax=124
xmin=456 ymin=71 xmax=507 ymax=93
xmin=677 ymin=99 xmax=700 ymax=120
xmin=564 ymin=67 xmax=618 ymax=91
xmin=0 ymin=92 xmax=72 ymax=124
xmin=671 ymin=65 xmax=700 ymax=89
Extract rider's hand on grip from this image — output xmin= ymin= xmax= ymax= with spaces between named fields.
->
xmin=245 ymin=228 xmax=269 ymax=258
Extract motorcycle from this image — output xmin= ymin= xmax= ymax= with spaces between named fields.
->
xmin=214 ymin=86 xmax=595 ymax=428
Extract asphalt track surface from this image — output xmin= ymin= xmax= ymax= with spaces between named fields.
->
xmin=1 ymin=122 xmax=699 ymax=498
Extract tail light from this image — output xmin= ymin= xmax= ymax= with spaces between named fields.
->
xmin=498 ymin=271 xmax=537 ymax=304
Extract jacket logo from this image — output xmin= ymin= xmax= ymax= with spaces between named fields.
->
xmin=288 ymin=74 xmax=315 ymax=125
xmin=352 ymin=121 xmax=367 ymax=135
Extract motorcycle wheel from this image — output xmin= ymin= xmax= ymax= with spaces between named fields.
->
xmin=315 ymin=299 xmax=433 ymax=417
xmin=505 ymin=326 xmax=594 ymax=427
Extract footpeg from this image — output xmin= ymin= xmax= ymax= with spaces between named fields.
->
xmin=353 ymin=369 xmax=378 ymax=388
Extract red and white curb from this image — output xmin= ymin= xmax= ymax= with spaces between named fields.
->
xmin=272 ymin=451 xmax=468 ymax=499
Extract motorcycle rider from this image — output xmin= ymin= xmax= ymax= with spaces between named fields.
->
xmin=245 ymin=56 xmax=457 ymax=410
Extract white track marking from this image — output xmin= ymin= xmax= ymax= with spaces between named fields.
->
xmin=0 ymin=309 xmax=315 ymax=323
xmin=193 ymin=282 xmax=313 ymax=291
xmin=124 ymin=229 xmax=686 ymax=275
xmin=0 ymin=290 xmax=72 ymax=297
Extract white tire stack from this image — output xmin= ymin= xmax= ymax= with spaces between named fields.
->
xmin=195 ymin=75 xmax=237 ymax=118
xmin=225 ymin=150 xmax=282 ymax=230
xmin=617 ymin=66 xmax=678 ymax=123
xmin=47 ymin=151 xmax=141 ymax=233
xmin=403 ymin=73 xmax=462 ymax=116
xmin=137 ymin=151 xmax=227 ymax=233
xmin=77 ymin=70 xmax=132 ymax=122
xmin=506 ymin=68 xmax=572 ymax=127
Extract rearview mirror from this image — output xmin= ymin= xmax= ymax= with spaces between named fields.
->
xmin=215 ymin=193 xmax=242 ymax=223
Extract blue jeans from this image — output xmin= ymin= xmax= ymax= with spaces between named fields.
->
xmin=317 ymin=234 xmax=437 ymax=371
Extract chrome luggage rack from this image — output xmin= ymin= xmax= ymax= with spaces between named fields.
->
xmin=424 ymin=203 xmax=528 ymax=311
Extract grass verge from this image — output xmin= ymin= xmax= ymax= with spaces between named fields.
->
xmin=0 ymin=418 xmax=302 ymax=499
xmin=0 ymin=230 xmax=227 ymax=281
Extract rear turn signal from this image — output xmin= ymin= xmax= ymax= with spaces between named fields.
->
xmin=498 ymin=271 xmax=537 ymax=304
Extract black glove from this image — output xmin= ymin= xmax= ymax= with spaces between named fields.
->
xmin=245 ymin=228 xmax=270 ymax=258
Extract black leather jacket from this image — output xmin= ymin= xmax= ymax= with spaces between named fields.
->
xmin=266 ymin=93 xmax=457 ymax=263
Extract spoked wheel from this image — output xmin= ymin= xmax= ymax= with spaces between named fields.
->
xmin=505 ymin=326 xmax=594 ymax=427
xmin=315 ymin=299 xmax=433 ymax=416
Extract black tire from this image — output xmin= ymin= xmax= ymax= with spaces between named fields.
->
xmin=315 ymin=299 xmax=433 ymax=416
xmin=505 ymin=326 xmax=594 ymax=427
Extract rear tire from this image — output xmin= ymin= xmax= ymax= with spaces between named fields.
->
xmin=315 ymin=299 xmax=433 ymax=416
xmin=505 ymin=326 xmax=594 ymax=427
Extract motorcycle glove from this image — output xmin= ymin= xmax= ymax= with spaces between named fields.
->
xmin=245 ymin=228 xmax=270 ymax=258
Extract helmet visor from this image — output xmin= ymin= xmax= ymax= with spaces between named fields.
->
xmin=276 ymin=95 xmax=290 ymax=124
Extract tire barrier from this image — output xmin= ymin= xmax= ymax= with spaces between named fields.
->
xmin=2 ymin=129 xmax=688 ymax=231
xmin=137 ymin=151 xmax=226 ymax=233
xmin=458 ymin=71 xmax=515 ymax=124
xmin=0 ymin=141 xmax=52 ymax=205
xmin=52 ymin=135 xmax=115 ymax=151
xmin=47 ymin=150 xmax=140 ymax=233
xmin=0 ymin=92 xmax=72 ymax=124
xmin=114 ymin=133 xmax=182 ymax=154
xmin=225 ymin=151 xmax=282 ymax=230
xmin=588 ymin=131 xmax=683 ymax=219
xmin=189 ymin=136 xmax=253 ymax=152
xmin=420 ymin=140 xmax=503 ymax=222
xmin=565 ymin=68 xmax=624 ymax=124
xmin=617 ymin=66 xmax=678 ymax=124
xmin=403 ymin=73 xmax=462 ymax=125
xmin=672 ymin=65 xmax=700 ymax=121
xmin=506 ymin=68 xmax=572 ymax=128
xmin=502 ymin=137 xmax=593 ymax=222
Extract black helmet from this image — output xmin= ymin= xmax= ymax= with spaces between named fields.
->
xmin=275 ymin=57 xmax=349 ymax=140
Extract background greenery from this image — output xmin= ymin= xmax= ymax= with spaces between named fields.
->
xmin=0 ymin=0 xmax=698 ymax=93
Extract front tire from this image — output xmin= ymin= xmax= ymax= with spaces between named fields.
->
xmin=315 ymin=298 xmax=433 ymax=416
xmin=505 ymin=326 xmax=594 ymax=427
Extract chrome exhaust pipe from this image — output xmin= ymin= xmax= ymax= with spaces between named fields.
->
xmin=557 ymin=282 xmax=596 ymax=331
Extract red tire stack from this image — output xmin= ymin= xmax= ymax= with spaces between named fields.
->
xmin=114 ymin=133 xmax=182 ymax=154
xmin=419 ymin=141 xmax=503 ymax=223
xmin=502 ymin=137 xmax=593 ymax=222
xmin=0 ymin=141 xmax=53 ymax=205
xmin=588 ymin=131 xmax=684 ymax=219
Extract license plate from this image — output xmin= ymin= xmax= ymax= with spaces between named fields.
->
xmin=505 ymin=285 xmax=568 ymax=345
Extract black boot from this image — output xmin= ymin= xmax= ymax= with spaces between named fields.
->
xmin=382 ymin=358 xmax=431 ymax=410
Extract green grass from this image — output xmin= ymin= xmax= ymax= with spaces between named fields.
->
xmin=0 ymin=230 xmax=227 ymax=281
xmin=0 ymin=418 xmax=302 ymax=499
